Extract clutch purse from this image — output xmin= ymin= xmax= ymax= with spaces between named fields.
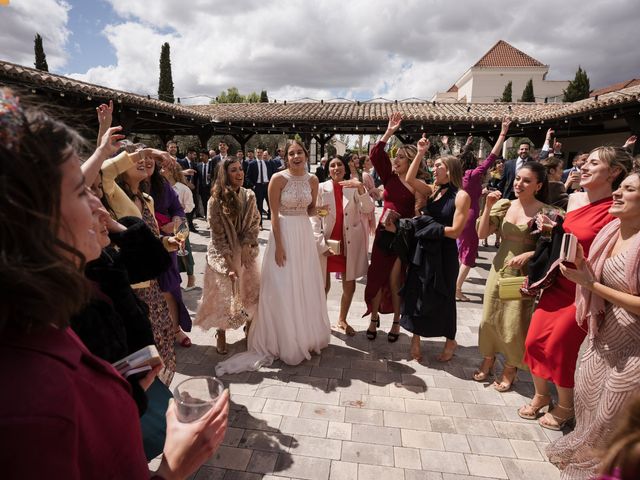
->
xmin=227 ymin=278 xmax=251 ymax=329
xmin=327 ymin=239 xmax=342 ymax=255
xmin=497 ymin=266 xmax=526 ymax=301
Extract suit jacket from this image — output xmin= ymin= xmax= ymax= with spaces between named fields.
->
xmin=196 ymin=161 xmax=214 ymax=194
xmin=210 ymin=154 xmax=229 ymax=184
xmin=498 ymin=156 xmax=533 ymax=200
xmin=246 ymin=159 xmax=275 ymax=189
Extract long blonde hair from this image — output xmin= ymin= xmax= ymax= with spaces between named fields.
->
xmin=436 ymin=155 xmax=463 ymax=190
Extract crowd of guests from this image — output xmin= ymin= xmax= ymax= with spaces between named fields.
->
xmin=1 ymin=88 xmax=639 ymax=479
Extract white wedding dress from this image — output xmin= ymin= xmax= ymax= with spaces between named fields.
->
xmin=215 ymin=171 xmax=331 ymax=375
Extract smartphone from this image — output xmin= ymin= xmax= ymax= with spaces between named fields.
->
xmin=486 ymin=186 xmax=497 ymax=192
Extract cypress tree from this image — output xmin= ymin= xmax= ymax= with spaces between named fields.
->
xmin=563 ymin=66 xmax=591 ymax=102
xmin=500 ymin=81 xmax=512 ymax=102
xmin=34 ymin=33 xmax=49 ymax=71
xmin=158 ymin=42 xmax=175 ymax=103
xmin=260 ymin=90 xmax=269 ymax=103
xmin=520 ymin=78 xmax=535 ymax=102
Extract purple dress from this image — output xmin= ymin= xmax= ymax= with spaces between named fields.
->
xmin=457 ymin=153 xmax=497 ymax=267
xmin=152 ymin=181 xmax=192 ymax=332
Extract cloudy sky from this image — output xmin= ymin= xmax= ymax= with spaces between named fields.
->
xmin=1 ymin=0 xmax=639 ymax=104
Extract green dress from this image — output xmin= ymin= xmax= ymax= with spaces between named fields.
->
xmin=479 ymin=199 xmax=541 ymax=370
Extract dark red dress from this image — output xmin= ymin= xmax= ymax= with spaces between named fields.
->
xmin=327 ymin=183 xmax=346 ymax=273
xmin=523 ymin=197 xmax=614 ymax=388
xmin=364 ymin=141 xmax=415 ymax=315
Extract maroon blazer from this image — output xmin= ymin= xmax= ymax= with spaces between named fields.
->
xmin=0 ymin=326 xmax=149 ymax=479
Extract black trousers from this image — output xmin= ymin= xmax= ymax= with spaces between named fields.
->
xmin=199 ymin=188 xmax=211 ymax=216
xmin=254 ymin=183 xmax=270 ymax=219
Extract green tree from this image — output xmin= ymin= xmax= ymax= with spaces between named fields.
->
xmin=563 ymin=66 xmax=591 ymax=102
xmin=246 ymin=91 xmax=260 ymax=103
xmin=215 ymin=87 xmax=245 ymax=103
xmin=34 ymin=33 xmax=49 ymax=71
xmin=158 ymin=42 xmax=175 ymax=103
xmin=519 ymin=78 xmax=535 ymax=102
xmin=500 ymin=81 xmax=512 ymax=102
xmin=260 ymin=90 xmax=269 ymax=103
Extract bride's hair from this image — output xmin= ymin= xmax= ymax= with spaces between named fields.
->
xmin=212 ymin=159 xmax=242 ymax=219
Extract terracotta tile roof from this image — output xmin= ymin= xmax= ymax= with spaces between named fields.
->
xmin=590 ymin=79 xmax=640 ymax=97
xmin=0 ymin=60 xmax=210 ymax=121
xmin=473 ymin=40 xmax=545 ymax=68
xmin=446 ymin=84 xmax=458 ymax=93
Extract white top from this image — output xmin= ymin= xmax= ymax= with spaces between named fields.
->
xmin=172 ymin=181 xmax=195 ymax=213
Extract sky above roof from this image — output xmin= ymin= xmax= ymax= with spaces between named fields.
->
xmin=1 ymin=0 xmax=639 ymax=104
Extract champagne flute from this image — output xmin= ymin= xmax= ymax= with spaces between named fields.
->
xmin=173 ymin=217 xmax=190 ymax=256
xmin=316 ymin=204 xmax=329 ymax=234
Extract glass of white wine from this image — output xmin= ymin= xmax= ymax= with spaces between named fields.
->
xmin=173 ymin=217 xmax=190 ymax=257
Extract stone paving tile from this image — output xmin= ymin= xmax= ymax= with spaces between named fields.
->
xmin=328 ymin=460 xmax=357 ymax=480
xmin=462 ymin=403 xmax=507 ymax=421
xmin=341 ymin=441 xmax=395 ymax=466
xmin=509 ymin=439 xmax=544 ymax=461
xmin=238 ymin=430 xmax=293 ymax=452
xmin=500 ymin=458 xmax=561 ymax=480
xmin=327 ymin=421 xmax=352 ymax=440
xmin=492 ymin=420 xmax=549 ymax=442
xmin=360 ymin=394 xmax=406 ymax=412
xmin=299 ymin=403 xmax=345 ymax=422
xmin=288 ymin=434 xmax=342 ymax=460
xmin=405 ymin=398 xmax=444 ymax=416
xmin=358 ymin=463 xmax=405 ymax=480
xmin=464 ymin=454 xmax=508 ymax=479
xmin=279 ymin=416 xmax=328 ymax=438
xmin=287 ymin=375 xmax=331 ymax=390
xmin=401 ymin=429 xmax=445 ymax=451
xmin=310 ymin=366 xmax=344 ymax=380
xmin=394 ymin=446 xmax=422 ymax=469
xmin=193 ymin=466 xmax=226 ymax=480
xmin=222 ymin=427 xmax=245 ymax=447
xmin=351 ymin=424 xmax=402 ymax=446
xmin=223 ymin=471 xmax=264 ymax=480
xmin=273 ymin=453 xmax=331 ymax=480
xmin=466 ymin=435 xmax=517 ymax=458
xmin=450 ymin=389 xmax=477 ymax=404
xmin=471 ymin=389 xmax=507 ymax=406
xmin=405 ymin=470 xmax=444 ymax=480
xmin=384 ymin=410 xmax=431 ymax=430
xmin=419 ymin=450 xmax=469 ymax=475
xmin=423 ymin=387 xmax=454 ymax=402
xmin=230 ymin=395 xmax=267 ymax=413
xmin=246 ymin=450 xmax=279 ymax=474
xmin=205 ymin=445 xmax=253 ymax=470
xmin=297 ymin=388 xmax=341 ymax=406
xmin=441 ymin=402 xmax=468 ymax=418
xmin=345 ymin=406 xmax=383 ymax=426
xmin=262 ymin=399 xmax=302 ymax=417
xmin=429 ymin=416 xmax=457 ymax=434
xmin=453 ymin=417 xmax=498 ymax=437
xmin=255 ymin=385 xmax=300 ymax=401
xmin=231 ymin=412 xmax=282 ymax=432
xmin=442 ymin=433 xmax=471 ymax=453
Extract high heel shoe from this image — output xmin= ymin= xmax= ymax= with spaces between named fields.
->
xmin=387 ymin=321 xmax=400 ymax=343
xmin=366 ymin=316 xmax=380 ymax=340
xmin=493 ymin=365 xmax=517 ymax=392
xmin=455 ymin=290 xmax=470 ymax=302
xmin=437 ymin=339 xmax=457 ymax=362
xmin=518 ymin=393 xmax=553 ymax=420
xmin=472 ymin=356 xmax=495 ymax=382
xmin=538 ymin=404 xmax=575 ymax=431
xmin=410 ymin=336 xmax=422 ymax=361
xmin=215 ymin=330 xmax=228 ymax=355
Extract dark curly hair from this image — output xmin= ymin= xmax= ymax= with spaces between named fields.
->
xmin=0 ymin=101 xmax=90 ymax=333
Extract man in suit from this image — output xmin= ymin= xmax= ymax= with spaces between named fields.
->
xmin=196 ymin=153 xmax=214 ymax=216
xmin=210 ymin=141 xmax=230 ymax=185
xmin=247 ymin=149 xmax=274 ymax=227
xmin=176 ymin=147 xmax=199 ymax=231
xmin=271 ymin=148 xmax=284 ymax=171
xmin=499 ymin=141 xmax=534 ymax=200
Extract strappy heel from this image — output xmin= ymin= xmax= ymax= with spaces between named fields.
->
xmin=539 ymin=404 xmax=575 ymax=431
xmin=493 ymin=365 xmax=518 ymax=392
xmin=366 ymin=316 xmax=380 ymax=340
xmin=472 ymin=356 xmax=495 ymax=382
xmin=518 ymin=393 xmax=553 ymax=420
xmin=215 ymin=330 xmax=228 ymax=355
xmin=387 ymin=321 xmax=400 ymax=343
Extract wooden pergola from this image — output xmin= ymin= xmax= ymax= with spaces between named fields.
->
xmin=2 ymin=59 xmax=639 ymax=157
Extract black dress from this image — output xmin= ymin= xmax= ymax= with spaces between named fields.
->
xmin=399 ymin=186 xmax=458 ymax=340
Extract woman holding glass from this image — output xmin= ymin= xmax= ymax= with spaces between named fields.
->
xmin=521 ymin=147 xmax=632 ymax=430
xmin=475 ymin=162 xmax=548 ymax=391
xmin=312 ymin=157 xmax=375 ymax=335
xmin=195 ymin=158 xmax=261 ymax=354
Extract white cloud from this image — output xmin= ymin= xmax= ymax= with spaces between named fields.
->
xmin=0 ymin=0 xmax=71 ymax=70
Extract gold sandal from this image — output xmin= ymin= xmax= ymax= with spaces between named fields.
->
xmin=472 ymin=356 xmax=495 ymax=382
xmin=518 ymin=393 xmax=553 ymax=420
xmin=539 ymin=404 xmax=574 ymax=431
xmin=493 ymin=365 xmax=517 ymax=392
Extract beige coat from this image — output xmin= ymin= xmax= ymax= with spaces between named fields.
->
xmin=311 ymin=180 xmax=374 ymax=281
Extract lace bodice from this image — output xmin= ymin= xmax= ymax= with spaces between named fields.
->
xmin=280 ymin=171 xmax=312 ymax=216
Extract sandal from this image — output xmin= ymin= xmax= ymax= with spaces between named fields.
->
xmin=437 ymin=339 xmax=457 ymax=362
xmin=539 ymin=404 xmax=575 ymax=431
xmin=337 ymin=322 xmax=356 ymax=337
xmin=387 ymin=321 xmax=401 ymax=343
xmin=215 ymin=330 xmax=228 ymax=355
xmin=455 ymin=290 xmax=470 ymax=302
xmin=493 ymin=365 xmax=517 ymax=392
xmin=366 ymin=315 xmax=380 ymax=340
xmin=472 ymin=356 xmax=495 ymax=382
xmin=518 ymin=393 xmax=553 ymax=420
xmin=176 ymin=331 xmax=192 ymax=348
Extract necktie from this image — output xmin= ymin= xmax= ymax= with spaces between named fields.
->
xmin=205 ymin=162 xmax=209 ymax=185
xmin=258 ymin=160 xmax=263 ymax=183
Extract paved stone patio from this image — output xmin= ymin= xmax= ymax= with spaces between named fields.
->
xmin=162 ymin=211 xmax=566 ymax=480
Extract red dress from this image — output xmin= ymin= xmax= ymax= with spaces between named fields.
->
xmin=364 ymin=141 xmax=415 ymax=315
xmin=524 ymin=197 xmax=614 ymax=388
xmin=327 ymin=183 xmax=346 ymax=273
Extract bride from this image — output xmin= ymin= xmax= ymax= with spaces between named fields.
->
xmin=215 ymin=140 xmax=331 ymax=375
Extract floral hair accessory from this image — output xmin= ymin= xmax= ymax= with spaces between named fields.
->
xmin=0 ymin=89 xmax=25 ymax=151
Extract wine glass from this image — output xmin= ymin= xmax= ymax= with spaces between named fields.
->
xmin=316 ymin=204 xmax=329 ymax=233
xmin=173 ymin=217 xmax=190 ymax=256
xmin=539 ymin=207 xmax=560 ymax=241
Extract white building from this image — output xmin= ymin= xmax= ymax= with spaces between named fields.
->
xmin=432 ymin=40 xmax=570 ymax=103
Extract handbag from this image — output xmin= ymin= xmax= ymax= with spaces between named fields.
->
xmin=227 ymin=277 xmax=251 ymax=329
xmin=497 ymin=266 xmax=527 ymax=301
xmin=327 ymin=239 xmax=342 ymax=255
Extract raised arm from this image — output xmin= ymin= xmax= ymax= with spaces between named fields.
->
xmin=405 ymin=133 xmax=433 ymax=198
xmin=477 ymin=191 xmax=502 ymax=239
xmin=381 ymin=112 xmax=402 ymax=144
xmin=82 ymin=126 xmax=125 ymax=186
xmin=95 ymin=100 xmax=113 ymax=147
xmin=473 ymin=117 xmax=511 ymax=178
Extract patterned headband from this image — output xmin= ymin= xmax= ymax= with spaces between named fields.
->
xmin=0 ymin=89 xmax=25 ymax=151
